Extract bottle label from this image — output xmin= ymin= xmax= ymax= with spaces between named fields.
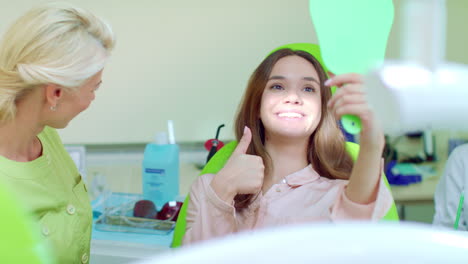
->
xmin=143 ymin=169 xmax=166 ymax=202
xmin=145 ymin=168 xmax=165 ymax=174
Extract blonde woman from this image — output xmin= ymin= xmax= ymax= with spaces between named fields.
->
xmin=0 ymin=3 xmax=115 ymax=263
xmin=183 ymin=48 xmax=394 ymax=244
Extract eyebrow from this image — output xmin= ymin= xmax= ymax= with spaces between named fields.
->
xmin=269 ymin=75 xmax=320 ymax=85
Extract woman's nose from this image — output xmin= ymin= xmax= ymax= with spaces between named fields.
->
xmin=284 ymin=91 xmax=302 ymax=105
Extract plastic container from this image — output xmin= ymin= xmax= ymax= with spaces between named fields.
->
xmin=94 ymin=192 xmax=175 ymax=235
xmin=142 ymin=131 xmax=180 ymax=210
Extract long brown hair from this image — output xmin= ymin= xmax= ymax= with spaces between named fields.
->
xmin=233 ymin=48 xmax=354 ymax=209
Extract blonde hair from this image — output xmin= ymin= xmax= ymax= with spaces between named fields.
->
xmin=0 ymin=3 xmax=115 ymax=123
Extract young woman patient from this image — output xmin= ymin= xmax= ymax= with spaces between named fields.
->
xmin=183 ymin=48 xmax=394 ymax=244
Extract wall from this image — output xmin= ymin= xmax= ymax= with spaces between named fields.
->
xmin=1 ymin=0 xmax=320 ymax=144
xmin=83 ymin=144 xmax=206 ymax=200
xmin=2 ymin=1 xmax=468 ymax=145
xmin=385 ymin=0 xmax=468 ymax=64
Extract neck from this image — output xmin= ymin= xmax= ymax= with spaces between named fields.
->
xmin=0 ymin=95 xmax=45 ymax=162
xmin=263 ymin=134 xmax=310 ymax=191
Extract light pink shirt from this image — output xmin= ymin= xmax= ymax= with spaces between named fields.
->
xmin=183 ymin=165 xmax=393 ymax=245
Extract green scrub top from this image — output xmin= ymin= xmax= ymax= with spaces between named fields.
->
xmin=0 ymin=178 xmax=52 ymax=264
xmin=0 ymin=126 xmax=92 ymax=264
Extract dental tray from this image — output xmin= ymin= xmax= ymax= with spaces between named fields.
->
xmin=95 ymin=215 xmax=175 ymax=235
xmin=93 ymin=192 xmax=175 ymax=235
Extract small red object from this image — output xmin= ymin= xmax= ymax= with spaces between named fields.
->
xmin=133 ymin=200 xmax=157 ymax=219
xmin=156 ymin=201 xmax=183 ymax=221
xmin=204 ymin=139 xmax=224 ymax=151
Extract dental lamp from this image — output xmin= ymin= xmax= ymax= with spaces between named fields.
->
xmin=365 ymin=0 xmax=468 ymax=135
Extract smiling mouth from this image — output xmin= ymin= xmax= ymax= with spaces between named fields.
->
xmin=277 ymin=112 xmax=303 ymax=118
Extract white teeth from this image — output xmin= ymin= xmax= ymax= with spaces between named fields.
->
xmin=278 ymin=112 xmax=302 ymax=118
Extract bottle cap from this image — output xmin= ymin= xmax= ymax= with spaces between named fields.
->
xmin=154 ymin=132 xmax=169 ymax=145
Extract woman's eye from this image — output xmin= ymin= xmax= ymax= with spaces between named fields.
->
xmin=304 ymin=87 xmax=316 ymax=92
xmin=270 ymin=84 xmax=283 ymax=90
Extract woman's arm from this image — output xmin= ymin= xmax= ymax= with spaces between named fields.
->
xmin=326 ymin=73 xmax=385 ymax=204
xmin=182 ymin=174 xmax=238 ymax=245
xmin=184 ymin=128 xmax=265 ymax=244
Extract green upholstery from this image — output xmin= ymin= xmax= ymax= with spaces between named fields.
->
xmin=171 ymin=141 xmax=399 ymax=248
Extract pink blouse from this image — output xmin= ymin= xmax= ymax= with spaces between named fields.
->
xmin=183 ymin=165 xmax=393 ymax=245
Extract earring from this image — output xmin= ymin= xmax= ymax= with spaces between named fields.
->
xmin=50 ymin=105 xmax=56 ymax=111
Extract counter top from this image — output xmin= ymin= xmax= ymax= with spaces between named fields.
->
xmin=91 ymin=218 xmax=173 ymax=263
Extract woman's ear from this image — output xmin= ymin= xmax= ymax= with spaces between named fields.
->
xmin=44 ymin=84 xmax=63 ymax=108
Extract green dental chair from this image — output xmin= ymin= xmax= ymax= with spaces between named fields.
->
xmin=171 ymin=43 xmax=399 ymax=248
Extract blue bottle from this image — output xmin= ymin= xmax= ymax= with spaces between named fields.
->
xmin=142 ymin=132 xmax=179 ymax=209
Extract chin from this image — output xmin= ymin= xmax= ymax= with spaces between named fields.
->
xmin=47 ymin=121 xmax=69 ymax=129
xmin=270 ymin=129 xmax=312 ymax=140
xmin=263 ymin=120 xmax=317 ymax=140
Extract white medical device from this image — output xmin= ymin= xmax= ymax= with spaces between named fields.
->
xmin=366 ymin=0 xmax=468 ymax=135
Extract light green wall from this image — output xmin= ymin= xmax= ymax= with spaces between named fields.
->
xmin=386 ymin=0 xmax=468 ymax=64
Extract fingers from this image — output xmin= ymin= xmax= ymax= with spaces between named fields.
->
xmin=327 ymin=84 xmax=364 ymax=109
xmin=324 ymin=73 xmax=363 ymax=87
xmin=329 ymin=94 xmax=366 ymax=113
xmin=332 ymin=104 xmax=371 ymax=121
xmin=233 ymin=126 xmax=252 ymax=155
xmin=325 ymin=74 xmax=383 ymax=147
xmin=327 ymin=82 xmax=371 ymax=123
